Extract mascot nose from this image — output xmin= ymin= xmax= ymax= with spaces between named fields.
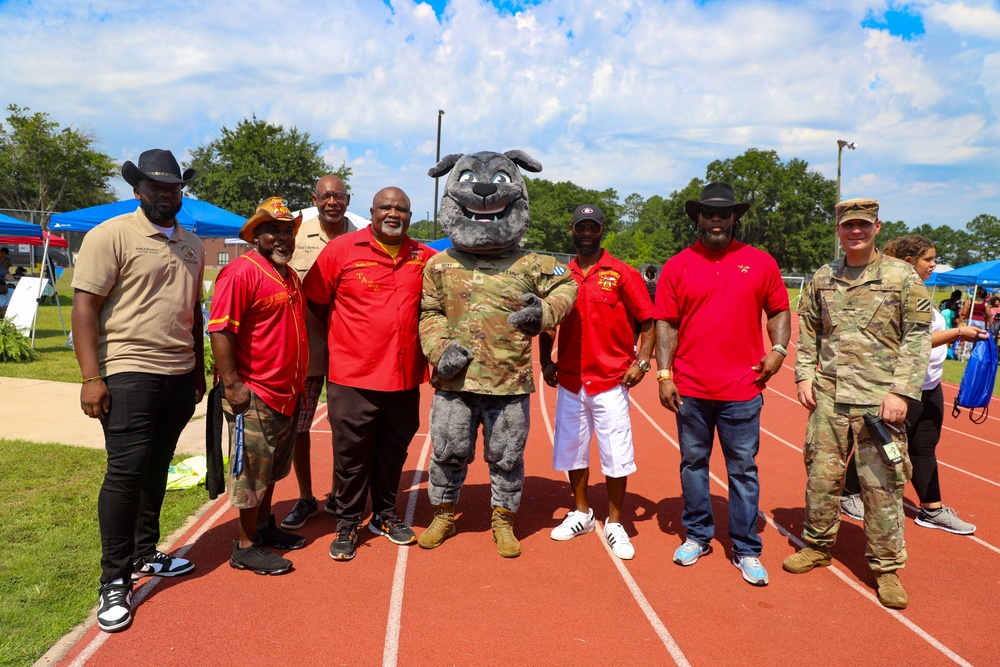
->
xmin=472 ymin=183 xmax=497 ymax=198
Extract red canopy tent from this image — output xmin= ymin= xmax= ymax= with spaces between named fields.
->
xmin=0 ymin=231 xmax=68 ymax=248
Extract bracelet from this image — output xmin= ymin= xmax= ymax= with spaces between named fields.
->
xmin=656 ymin=369 xmax=672 ymax=381
xmin=771 ymin=344 xmax=788 ymax=357
xmin=81 ymin=376 xmax=103 ymax=384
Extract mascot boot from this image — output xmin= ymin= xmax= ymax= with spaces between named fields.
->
xmin=418 ymin=503 xmax=456 ymax=550
xmin=491 ymin=507 xmax=520 ymax=558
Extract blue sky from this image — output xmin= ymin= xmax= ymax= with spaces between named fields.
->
xmin=2 ymin=0 xmax=999 ymax=233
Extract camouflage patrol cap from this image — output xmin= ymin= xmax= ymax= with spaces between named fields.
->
xmin=835 ymin=198 xmax=879 ymax=225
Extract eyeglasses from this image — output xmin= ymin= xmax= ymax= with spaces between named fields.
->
xmin=700 ymin=205 xmax=734 ymax=220
xmin=315 ymin=190 xmax=349 ymax=204
xmin=573 ymin=221 xmax=604 ymax=234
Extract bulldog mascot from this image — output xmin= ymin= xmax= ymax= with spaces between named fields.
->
xmin=417 ymin=150 xmax=577 ymax=557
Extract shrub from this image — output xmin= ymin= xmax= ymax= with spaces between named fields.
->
xmin=0 ymin=318 xmax=39 ymax=362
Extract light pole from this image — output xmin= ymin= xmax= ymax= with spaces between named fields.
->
xmin=432 ymin=109 xmax=444 ymax=240
xmin=834 ymin=139 xmax=856 ymax=259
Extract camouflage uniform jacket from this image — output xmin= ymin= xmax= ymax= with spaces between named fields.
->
xmin=795 ymin=252 xmax=932 ymax=404
xmin=420 ymin=247 xmax=577 ymax=395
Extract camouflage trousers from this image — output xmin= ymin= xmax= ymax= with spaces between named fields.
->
xmin=801 ymin=390 xmax=912 ymax=572
xmin=426 ymin=390 xmax=530 ymax=512
xmin=223 ymin=391 xmax=296 ymax=510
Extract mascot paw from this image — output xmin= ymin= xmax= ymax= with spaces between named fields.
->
xmin=437 ymin=343 xmax=474 ymax=379
xmin=507 ymin=293 xmax=544 ymax=337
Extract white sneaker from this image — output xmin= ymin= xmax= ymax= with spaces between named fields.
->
xmin=604 ymin=521 xmax=635 ymax=560
xmin=550 ymin=509 xmax=596 ymax=541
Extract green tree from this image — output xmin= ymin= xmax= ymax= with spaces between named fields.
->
xmin=705 ymin=149 xmax=837 ymax=272
xmin=185 ymin=116 xmax=351 ymax=216
xmin=524 ymin=178 xmax=618 ymax=254
xmin=0 ymin=104 xmax=116 ymax=224
xmin=965 ymin=214 xmax=1000 ymax=262
xmin=878 ymin=220 xmax=910 ymax=245
xmin=621 ymin=192 xmax=645 ymax=227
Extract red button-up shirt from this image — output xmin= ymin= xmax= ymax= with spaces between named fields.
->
xmin=303 ymin=227 xmax=434 ymax=392
xmin=208 ymin=249 xmax=308 ymax=416
xmin=556 ymin=250 xmax=654 ymax=395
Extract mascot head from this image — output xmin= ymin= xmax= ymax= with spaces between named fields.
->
xmin=428 ymin=150 xmax=542 ymax=254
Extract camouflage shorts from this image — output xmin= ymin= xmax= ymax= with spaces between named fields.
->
xmin=224 ymin=391 xmax=296 ymax=509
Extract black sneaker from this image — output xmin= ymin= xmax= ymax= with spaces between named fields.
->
xmin=368 ymin=513 xmax=417 ymax=545
xmin=229 ymin=542 xmax=292 ymax=575
xmin=280 ymin=497 xmax=319 ymax=529
xmin=324 ymin=493 xmax=337 ymax=516
xmin=329 ymin=526 xmax=358 ymax=561
xmin=97 ymin=579 xmax=133 ymax=632
xmin=131 ymin=550 xmax=195 ymax=581
xmin=257 ymin=514 xmax=306 ymax=550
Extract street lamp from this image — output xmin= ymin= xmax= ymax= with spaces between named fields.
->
xmin=432 ymin=109 xmax=445 ymax=240
xmin=834 ymin=139 xmax=856 ymax=259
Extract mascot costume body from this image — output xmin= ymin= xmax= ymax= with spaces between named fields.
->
xmin=417 ymin=150 xmax=577 ymax=557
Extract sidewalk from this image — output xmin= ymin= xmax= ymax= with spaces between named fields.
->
xmin=0 ymin=377 xmax=207 ymax=455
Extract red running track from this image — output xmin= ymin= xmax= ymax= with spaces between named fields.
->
xmin=56 ymin=324 xmax=999 ymax=666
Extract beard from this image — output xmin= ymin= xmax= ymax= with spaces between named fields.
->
xmin=260 ymin=244 xmax=293 ymax=266
xmin=140 ymin=198 xmax=182 ymax=224
xmin=700 ymin=225 xmax=734 ymax=250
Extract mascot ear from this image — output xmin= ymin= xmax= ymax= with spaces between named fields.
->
xmin=428 ymin=153 xmax=464 ymax=178
xmin=504 ymin=150 xmax=542 ymax=173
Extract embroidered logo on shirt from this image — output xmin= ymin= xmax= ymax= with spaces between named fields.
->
xmin=598 ymin=270 xmax=620 ymax=291
xmin=738 ymin=264 xmax=749 ymax=274
xmin=181 ymin=245 xmax=199 ymax=263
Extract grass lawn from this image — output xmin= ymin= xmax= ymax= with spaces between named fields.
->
xmin=0 ymin=440 xmax=207 ymax=667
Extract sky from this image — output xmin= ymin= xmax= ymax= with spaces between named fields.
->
xmin=2 ymin=0 xmax=999 ymax=229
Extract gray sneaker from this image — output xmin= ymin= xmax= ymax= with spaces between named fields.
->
xmin=915 ymin=506 xmax=976 ymax=535
xmin=840 ymin=493 xmax=864 ymax=521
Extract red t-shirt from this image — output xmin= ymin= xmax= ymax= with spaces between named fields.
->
xmin=653 ymin=239 xmax=788 ymax=401
xmin=556 ymin=250 xmax=654 ymax=395
xmin=303 ymin=227 xmax=434 ymax=392
xmin=207 ymin=250 xmax=308 ymax=415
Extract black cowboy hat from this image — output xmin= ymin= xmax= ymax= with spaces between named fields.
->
xmin=685 ymin=182 xmax=750 ymax=222
xmin=121 ymin=149 xmax=197 ymax=187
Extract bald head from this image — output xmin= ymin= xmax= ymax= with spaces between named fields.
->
xmin=370 ymin=187 xmax=411 ymax=246
xmin=312 ymin=174 xmax=350 ymax=231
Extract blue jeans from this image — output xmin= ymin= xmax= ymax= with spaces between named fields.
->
xmin=99 ymin=371 xmax=196 ymax=583
xmin=675 ymin=394 xmax=763 ymax=557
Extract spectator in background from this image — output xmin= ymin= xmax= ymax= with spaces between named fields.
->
xmin=0 ymin=247 xmax=10 ymax=277
xmin=838 ymin=235 xmax=981 ymax=536
xmin=643 ymin=265 xmax=657 ymax=303
xmin=0 ymin=281 xmax=10 ymax=317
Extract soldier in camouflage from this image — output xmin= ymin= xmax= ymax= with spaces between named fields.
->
xmin=783 ymin=198 xmax=932 ymax=610
xmin=417 ymin=150 xmax=578 ymax=558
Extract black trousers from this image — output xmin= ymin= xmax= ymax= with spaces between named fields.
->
xmin=844 ymin=384 xmax=944 ymax=504
xmin=99 ymin=371 xmax=196 ymax=583
xmin=326 ymin=383 xmax=420 ymax=532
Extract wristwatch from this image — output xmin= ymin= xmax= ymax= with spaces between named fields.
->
xmin=635 ymin=359 xmax=651 ymax=373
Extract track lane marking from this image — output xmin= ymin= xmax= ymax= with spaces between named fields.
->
xmin=382 ymin=432 xmax=433 ymax=667
xmin=630 ymin=398 xmax=974 ymax=667
xmin=537 ymin=378 xmax=692 ymax=667
xmin=765 ymin=387 xmax=1000 ymax=489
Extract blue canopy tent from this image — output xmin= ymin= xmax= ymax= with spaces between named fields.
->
xmin=426 ymin=237 xmax=453 ymax=251
xmin=0 ymin=213 xmax=43 ymax=239
xmin=925 ymin=260 xmax=1000 ymax=287
xmin=49 ymin=198 xmax=245 ymax=237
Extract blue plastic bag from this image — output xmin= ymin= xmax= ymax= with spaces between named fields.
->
xmin=953 ymin=333 xmax=998 ymax=424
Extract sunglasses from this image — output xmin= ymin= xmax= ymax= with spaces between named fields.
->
xmin=572 ymin=221 xmax=604 ymax=234
xmin=315 ymin=191 xmax=349 ymax=204
xmin=700 ymin=205 xmax=734 ymax=220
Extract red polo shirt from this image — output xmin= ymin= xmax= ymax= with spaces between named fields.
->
xmin=303 ymin=227 xmax=434 ymax=392
xmin=653 ymin=239 xmax=788 ymax=401
xmin=556 ymin=250 xmax=655 ymax=395
xmin=208 ymin=249 xmax=308 ymax=416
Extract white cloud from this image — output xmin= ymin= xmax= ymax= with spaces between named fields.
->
xmin=1 ymin=0 xmax=998 ymax=231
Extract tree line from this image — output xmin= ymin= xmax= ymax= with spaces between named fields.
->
xmin=1 ymin=104 xmax=996 ymax=273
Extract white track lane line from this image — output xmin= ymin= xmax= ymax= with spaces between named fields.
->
xmin=630 ymin=398 xmax=973 ymax=667
xmin=382 ymin=432 xmax=433 ymax=667
xmin=537 ymin=379 xmax=692 ymax=667
xmin=70 ymin=498 xmax=232 ymax=667
xmin=765 ymin=386 xmax=1000 ymax=489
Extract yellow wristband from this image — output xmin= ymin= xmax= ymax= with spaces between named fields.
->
xmin=771 ymin=344 xmax=788 ymax=357
xmin=656 ymin=369 xmax=672 ymax=381
xmin=81 ymin=376 xmax=103 ymax=384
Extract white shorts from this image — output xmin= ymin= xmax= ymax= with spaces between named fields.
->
xmin=552 ymin=384 xmax=637 ymax=478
